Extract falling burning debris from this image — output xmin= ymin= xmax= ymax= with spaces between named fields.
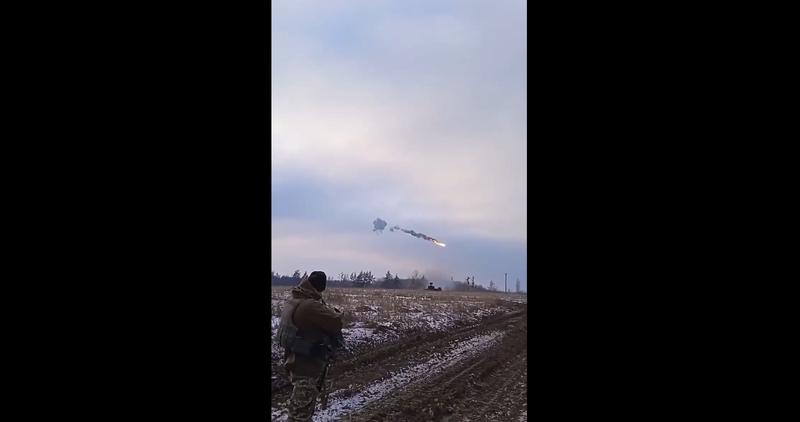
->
xmin=390 ymin=226 xmax=447 ymax=247
xmin=371 ymin=217 xmax=446 ymax=247
xmin=373 ymin=217 xmax=446 ymax=247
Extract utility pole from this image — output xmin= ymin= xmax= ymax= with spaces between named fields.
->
xmin=505 ymin=273 xmax=507 ymax=293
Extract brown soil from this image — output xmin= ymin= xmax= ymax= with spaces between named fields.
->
xmin=271 ymin=303 xmax=527 ymax=421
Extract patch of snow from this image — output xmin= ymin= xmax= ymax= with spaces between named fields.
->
xmin=272 ymin=408 xmax=288 ymax=421
xmin=472 ymin=306 xmax=506 ymax=319
xmin=500 ymin=296 xmax=528 ymax=304
xmin=342 ymin=327 xmax=375 ymax=346
xmin=271 ymin=316 xmax=284 ymax=360
xmin=312 ymin=330 xmax=506 ymax=421
xmin=341 ymin=323 xmax=399 ymax=349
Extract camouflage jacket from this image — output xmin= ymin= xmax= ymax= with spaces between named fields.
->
xmin=281 ymin=278 xmax=343 ymax=376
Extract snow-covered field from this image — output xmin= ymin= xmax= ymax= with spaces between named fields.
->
xmin=271 ymin=330 xmax=507 ymax=422
xmin=270 ymin=287 xmax=529 ymax=421
xmin=270 ymin=287 xmax=523 ymax=360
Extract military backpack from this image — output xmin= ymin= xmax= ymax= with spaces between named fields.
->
xmin=276 ymin=300 xmax=316 ymax=356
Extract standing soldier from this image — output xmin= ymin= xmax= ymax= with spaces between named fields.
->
xmin=277 ymin=271 xmax=344 ymax=421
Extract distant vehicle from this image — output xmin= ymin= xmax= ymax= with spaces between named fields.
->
xmin=427 ymin=282 xmax=442 ymax=291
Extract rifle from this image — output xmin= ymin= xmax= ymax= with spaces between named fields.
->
xmin=318 ymin=357 xmax=333 ymax=409
xmin=318 ymin=334 xmax=345 ymax=409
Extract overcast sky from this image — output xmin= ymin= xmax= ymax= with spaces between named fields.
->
xmin=272 ymin=0 xmax=527 ymax=291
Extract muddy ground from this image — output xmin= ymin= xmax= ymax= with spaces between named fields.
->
xmin=271 ymin=302 xmax=527 ymax=421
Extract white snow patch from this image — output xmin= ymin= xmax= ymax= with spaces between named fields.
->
xmin=342 ymin=327 xmax=375 ymax=345
xmin=501 ymin=296 xmax=528 ymax=304
xmin=271 ymin=316 xmax=285 ymax=360
xmin=471 ymin=305 xmax=507 ymax=320
xmin=341 ymin=322 xmax=399 ymax=349
xmin=311 ymin=330 xmax=506 ymax=421
xmin=272 ymin=408 xmax=288 ymax=421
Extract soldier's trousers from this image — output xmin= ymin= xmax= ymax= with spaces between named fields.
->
xmin=287 ymin=373 xmax=320 ymax=422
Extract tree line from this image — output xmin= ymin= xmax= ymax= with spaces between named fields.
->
xmin=271 ymin=270 xmax=426 ymax=289
xmin=271 ymin=270 xmax=496 ymax=292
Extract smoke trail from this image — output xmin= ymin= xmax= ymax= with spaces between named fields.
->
xmin=373 ymin=217 xmax=446 ymax=247
xmin=373 ymin=218 xmax=388 ymax=233
xmin=390 ymin=225 xmax=446 ymax=248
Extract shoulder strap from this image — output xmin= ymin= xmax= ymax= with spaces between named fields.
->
xmin=290 ymin=299 xmax=301 ymax=326
xmin=291 ymin=298 xmax=313 ymax=328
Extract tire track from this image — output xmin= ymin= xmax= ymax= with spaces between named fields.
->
xmin=272 ymin=308 xmax=523 ymax=395
xmin=471 ymin=349 xmax=527 ymax=421
xmin=331 ymin=307 xmax=527 ymax=421
xmin=311 ymin=331 xmax=506 ymax=421
xmin=271 ymin=305 xmax=527 ymax=421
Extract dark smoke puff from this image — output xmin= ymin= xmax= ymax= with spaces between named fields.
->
xmin=373 ymin=218 xmax=388 ymax=232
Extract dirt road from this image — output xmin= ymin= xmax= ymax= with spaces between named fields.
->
xmin=271 ymin=303 xmax=528 ymax=421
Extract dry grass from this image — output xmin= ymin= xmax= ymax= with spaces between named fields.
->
xmin=272 ymin=287 xmax=515 ymax=333
xmin=270 ymin=286 xmax=525 ymax=362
